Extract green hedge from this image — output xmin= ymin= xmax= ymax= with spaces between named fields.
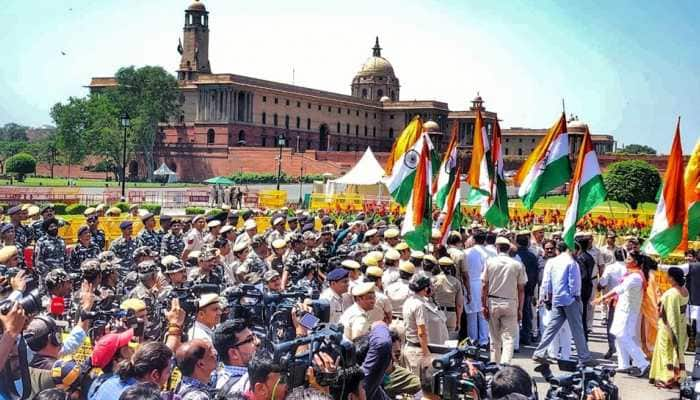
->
xmin=113 ymin=202 xmax=131 ymax=212
xmin=228 ymin=172 xmax=330 ymax=184
xmin=65 ymin=204 xmax=87 ymax=215
xmin=206 ymin=208 xmax=223 ymax=217
xmin=185 ymin=207 xmax=205 ymax=215
xmin=53 ymin=203 xmax=68 ymax=214
xmin=140 ymin=203 xmax=162 ymax=215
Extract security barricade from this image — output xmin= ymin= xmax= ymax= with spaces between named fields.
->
xmin=258 ymin=190 xmax=287 ymax=208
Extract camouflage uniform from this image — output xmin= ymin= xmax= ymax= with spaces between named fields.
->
xmin=160 ymin=232 xmax=185 ymax=258
xmin=283 ymin=250 xmax=305 ymax=282
xmin=33 ymin=234 xmax=66 ymax=275
xmin=188 ymin=265 xmax=224 ymax=286
xmin=109 ymin=236 xmax=138 ymax=271
xmin=68 ymin=243 xmax=100 ymax=273
xmin=266 ymin=229 xmax=285 ymax=246
xmin=135 ymin=229 xmax=161 ymax=252
xmin=31 ymin=219 xmax=46 ymax=243
xmin=90 ymin=228 xmax=107 ymax=251
xmin=236 ymin=252 xmax=268 ymax=284
xmin=12 ymin=223 xmax=30 ymax=255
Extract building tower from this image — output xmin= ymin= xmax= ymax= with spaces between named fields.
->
xmin=351 ymin=37 xmax=400 ymax=101
xmin=177 ymin=0 xmax=211 ymax=81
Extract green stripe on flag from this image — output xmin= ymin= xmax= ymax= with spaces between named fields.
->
xmin=521 ymin=155 xmax=571 ymax=209
xmin=576 ymin=175 xmax=607 ymax=218
xmin=649 ymin=223 xmax=684 ymax=257
xmin=689 ymin=202 xmax=700 ymax=240
xmin=390 ymin=170 xmax=416 ymax=206
xmin=485 ymin=177 xmax=509 ymax=227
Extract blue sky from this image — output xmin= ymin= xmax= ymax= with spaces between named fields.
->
xmin=1 ymin=0 xmax=697 ymax=153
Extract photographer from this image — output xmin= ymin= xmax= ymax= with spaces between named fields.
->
xmin=354 ymin=321 xmax=392 ymax=400
xmin=243 ymin=351 xmax=288 ymax=400
xmin=491 ymin=365 xmax=535 ymax=399
xmin=176 ymin=339 xmax=218 ymax=399
xmin=188 ymin=294 xmax=223 ymax=343
xmin=213 ymin=319 xmax=260 ymax=395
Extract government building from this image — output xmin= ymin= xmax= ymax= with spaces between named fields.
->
xmin=89 ymin=0 xmax=615 ymax=180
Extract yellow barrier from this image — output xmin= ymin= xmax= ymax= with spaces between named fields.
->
xmin=309 ymin=194 xmax=335 ymax=210
xmin=258 ymin=190 xmax=287 ymax=208
xmin=58 ymin=216 xmax=160 ymax=245
xmin=334 ymin=193 xmax=364 ymax=211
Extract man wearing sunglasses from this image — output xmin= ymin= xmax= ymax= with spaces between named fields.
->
xmin=212 ymin=319 xmax=260 ymax=396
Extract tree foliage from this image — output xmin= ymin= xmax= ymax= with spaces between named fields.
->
xmin=5 ymin=152 xmax=37 ymax=177
xmin=603 ymin=160 xmax=661 ymax=209
xmin=50 ymin=97 xmax=89 ymax=167
xmin=617 ymin=144 xmax=657 ymax=155
xmin=0 ymin=123 xmax=28 ymax=141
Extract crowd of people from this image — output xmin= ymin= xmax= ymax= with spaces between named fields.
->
xmin=0 ymin=201 xmax=696 ymax=400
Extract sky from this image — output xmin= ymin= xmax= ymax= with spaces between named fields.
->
xmin=1 ymin=0 xmax=698 ymax=154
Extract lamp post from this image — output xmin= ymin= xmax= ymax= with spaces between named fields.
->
xmin=276 ymin=133 xmax=286 ymax=190
xmin=120 ymin=111 xmax=130 ymax=201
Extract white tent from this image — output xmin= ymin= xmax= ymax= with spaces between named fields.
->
xmin=154 ymin=163 xmax=178 ymax=183
xmin=327 ymin=147 xmax=389 ymax=198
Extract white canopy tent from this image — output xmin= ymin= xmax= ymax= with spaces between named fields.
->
xmin=326 ymin=147 xmax=389 ymax=198
xmin=154 ymin=163 xmax=178 ymax=183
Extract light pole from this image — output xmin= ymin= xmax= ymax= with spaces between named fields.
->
xmin=297 ymin=134 xmax=303 ymax=205
xmin=276 ymin=133 xmax=286 ymax=190
xmin=120 ymin=111 xmax=130 ymax=201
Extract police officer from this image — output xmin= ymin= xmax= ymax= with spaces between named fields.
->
xmin=382 ymin=248 xmax=402 ymax=288
xmin=281 ymin=234 xmax=305 ymax=286
xmin=160 ymin=218 xmax=185 ymax=258
xmin=30 ymin=204 xmax=56 ymax=241
xmin=320 ymin=268 xmax=350 ymax=324
xmin=97 ymin=252 xmax=122 ymax=308
xmin=85 ymin=208 xmax=106 ymax=251
xmin=68 ymin=226 xmax=100 ymax=274
xmin=432 ymin=257 xmax=464 ymax=340
xmin=228 ymin=241 xmax=248 ymax=285
xmin=6 ymin=205 xmax=29 ymax=259
xmin=204 ymin=220 xmax=221 ymax=245
xmin=402 ymin=273 xmax=449 ymax=376
xmin=236 ymin=235 xmax=268 ymax=285
xmin=158 ymin=255 xmax=188 ymax=303
xmin=365 ymin=266 xmax=393 ymax=324
xmin=136 ymin=213 xmax=161 ymax=252
xmin=266 ymin=216 xmax=286 ymax=246
xmin=109 ymin=220 xmax=138 ymax=271
xmin=128 ymin=260 xmax=160 ymax=339
xmin=188 ymin=245 xmax=224 ymax=286
xmin=234 ymin=219 xmax=257 ymax=250
xmin=183 ymin=215 xmax=207 ymax=260
xmin=33 ymin=217 xmax=66 ymax=275
xmin=386 ymin=262 xmax=415 ymax=315
xmin=268 ymin=239 xmax=287 ymax=276
xmin=382 ymin=228 xmax=400 ymax=251
xmin=339 ymin=282 xmax=376 ymax=340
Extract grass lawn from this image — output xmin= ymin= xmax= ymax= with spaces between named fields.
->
xmin=0 ymin=177 xmax=204 ymax=188
xmin=506 ymin=195 xmax=657 ymax=215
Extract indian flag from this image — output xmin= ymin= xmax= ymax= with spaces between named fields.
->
xmin=466 ymin=109 xmax=491 ymax=204
xmin=483 ymin=120 xmax=509 ymax=227
xmin=434 ymin=122 xmax=459 ymax=209
xmin=646 ymin=118 xmax=687 ymax=256
xmin=685 ymin=138 xmax=700 ymax=242
xmin=516 ymin=113 xmax=571 ymax=210
xmin=402 ymin=133 xmax=434 ymax=250
xmin=437 ymin=164 xmax=463 ymax=245
xmin=384 ymin=117 xmax=423 ymax=206
xmin=563 ymin=127 xmax=607 ymax=250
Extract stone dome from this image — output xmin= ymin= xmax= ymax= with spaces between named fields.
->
xmin=188 ymin=0 xmax=206 ymax=11
xmin=357 ymin=56 xmax=395 ymax=76
xmin=567 ymin=120 xmax=588 ymax=132
xmin=423 ymin=120 xmax=439 ymax=132
xmin=379 ymin=96 xmax=391 ymax=102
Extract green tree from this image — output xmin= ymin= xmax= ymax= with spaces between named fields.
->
xmin=5 ymin=152 xmax=36 ymax=180
xmin=85 ymin=94 xmax=132 ymax=181
xmin=0 ymin=123 xmax=28 ymax=141
xmin=0 ymin=141 xmax=28 ymax=173
xmin=603 ymin=160 xmax=661 ymax=209
xmin=111 ymin=66 xmax=180 ymax=181
xmin=50 ymin=97 xmax=90 ymax=175
xmin=617 ymin=144 xmax=657 ymax=155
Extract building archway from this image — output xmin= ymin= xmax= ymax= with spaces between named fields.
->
xmin=207 ymin=129 xmax=215 ymax=144
xmin=238 ymin=130 xmax=245 ymax=145
xmin=128 ymin=160 xmax=139 ymax=179
xmin=319 ymin=124 xmax=329 ymax=151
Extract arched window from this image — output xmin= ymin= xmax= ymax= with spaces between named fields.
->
xmin=337 ymin=122 xmax=341 ymax=133
xmin=307 ymin=118 xmax=311 ymax=130
xmin=361 ymin=88 xmax=368 ymax=99
xmin=355 ymin=125 xmax=359 ymax=136
xmin=273 ymin=114 xmax=278 ymax=126
xmin=206 ymin=129 xmax=215 ymax=144
xmin=364 ymin=126 xmax=368 ymax=136
xmin=238 ymin=130 xmax=245 ymax=145
xmin=389 ymin=128 xmax=394 ymax=138
xmin=285 ymin=115 xmax=290 ymax=129
xmin=377 ymin=89 xmax=384 ymax=98
xmin=296 ymin=116 xmax=300 ymax=129
xmin=391 ymin=91 xmax=396 ymax=101
xmin=262 ymin=112 xmax=266 ymax=125
xmin=518 ymin=148 xmax=523 ymax=156
xmin=346 ymin=124 xmax=350 ymax=134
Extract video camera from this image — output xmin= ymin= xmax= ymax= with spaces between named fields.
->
xmin=0 ymin=288 xmax=42 ymax=316
xmin=430 ymin=342 xmax=494 ymax=400
xmin=535 ymin=360 xmax=619 ymax=400
xmin=80 ymin=307 xmax=143 ymax=341
xmin=272 ymin=324 xmax=356 ymax=389
xmin=0 ymin=266 xmax=37 ymax=294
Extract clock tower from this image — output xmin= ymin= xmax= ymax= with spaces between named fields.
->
xmin=177 ymin=0 xmax=211 ymax=81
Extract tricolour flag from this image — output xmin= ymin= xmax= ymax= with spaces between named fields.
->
xmin=466 ymin=109 xmax=491 ymax=204
xmin=516 ymin=113 xmax=571 ymax=210
xmin=562 ymin=127 xmax=607 ymax=250
xmin=434 ymin=122 xmax=459 ymax=209
xmin=402 ymin=133 xmax=434 ymax=250
xmin=384 ymin=116 xmax=423 ymax=206
xmin=645 ymin=118 xmax=687 ymax=257
xmin=685 ymin=138 xmax=700 ymax=242
xmin=483 ymin=120 xmax=509 ymax=227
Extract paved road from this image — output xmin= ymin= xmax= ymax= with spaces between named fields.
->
xmin=511 ymin=307 xmax=688 ymax=399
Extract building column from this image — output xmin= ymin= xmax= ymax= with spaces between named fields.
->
xmin=232 ymin=90 xmax=238 ymax=121
xmin=248 ymin=93 xmax=254 ymax=122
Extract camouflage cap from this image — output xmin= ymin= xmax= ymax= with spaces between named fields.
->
xmin=250 ymin=234 xmax=266 ymax=247
xmin=136 ymin=260 xmax=159 ymax=275
xmin=80 ymin=259 xmax=101 ymax=272
xmin=97 ymin=251 xmax=122 ymax=265
xmin=133 ymin=246 xmax=158 ymax=259
xmin=198 ymin=245 xmax=220 ymax=261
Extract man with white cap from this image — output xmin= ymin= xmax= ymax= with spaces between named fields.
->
xmin=341 ymin=259 xmax=363 ymax=300
xmin=267 ymin=239 xmax=287 ymax=276
xmin=135 ymin=213 xmax=161 ymax=252
xmin=266 ymin=216 xmax=286 ymax=246
xmin=364 ymin=228 xmax=382 ymax=252
xmin=382 ymin=228 xmax=400 ymax=251
xmin=364 ymin=266 xmax=393 ymax=324
xmin=339 ymin=282 xmax=377 ymax=340
xmin=236 ymin=235 xmax=268 ymax=285
xmin=432 ymin=257 xmax=464 ymax=340
xmin=183 ymin=215 xmax=207 ymax=260
xmin=228 ymin=241 xmax=249 ymax=284
xmin=386 ymin=262 xmax=416 ymax=316
xmin=234 ymin=219 xmax=258 ymax=249
xmin=188 ymin=293 xmax=223 ymax=343
xmin=203 ymin=220 xmax=222 ymax=245
xmin=320 ymin=268 xmax=350 ymax=324
xmin=189 ymin=245 xmax=224 ymax=286
xmin=382 ymin=248 xmax=402 ymax=288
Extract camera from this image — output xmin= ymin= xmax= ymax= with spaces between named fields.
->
xmin=0 ymin=266 xmax=37 ymax=294
xmin=535 ymin=360 xmax=619 ymax=400
xmin=0 ymin=288 xmax=42 ymax=315
xmin=431 ymin=343 xmax=493 ymax=400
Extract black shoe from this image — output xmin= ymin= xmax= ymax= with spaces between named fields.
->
xmin=603 ymin=349 xmax=615 ymax=359
xmin=632 ymin=365 xmax=650 ymax=378
xmin=532 ymin=355 xmax=551 ymax=364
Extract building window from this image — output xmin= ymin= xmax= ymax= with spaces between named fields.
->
xmin=532 ymin=138 xmax=535 ymax=143
xmin=356 ymin=110 xmax=359 ymax=116
xmin=206 ymin=129 xmax=215 ymax=144
xmin=505 ymin=138 xmax=510 ymax=143
xmin=364 ymin=126 xmax=368 ymax=136
xmin=318 ymin=105 xmax=321 ymax=110
xmin=361 ymin=88 xmax=367 ymax=98
xmin=372 ymin=127 xmax=376 ymax=136
xmin=274 ymin=114 xmax=278 ymax=126
xmin=262 ymin=136 xmax=267 ymax=147
xmin=373 ymin=113 xmax=376 ymax=119
xmin=337 ymin=122 xmax=341 ymax=133
xmin=285 ymin=115 xmax=290 ymax=129
xmin=296 ymin=116 xmax=301 ymax=129
xmin=238 ymin=130 xmax=245 ymax=144
xmin=355 ymin=125 xmax=359 ymax=136
xmin=307 ymin=103 xmax=311 ymax=109
xmin=365 ymin=112 xmax=368 ymax=118
xmin=347 ymin=109 xmax=350 ymax=115
xmin=307 ymin=140 xmax=311 ymax=149
xmin=519 ymin=138 xmax=522 ymax=143
xmin=518 ymin=148 xmax=523 ymax=156
xmin=389 ymin=128 xmax=394 ymax=138
xmin=285 ymin=99 xmax=290 ymax=106
xmin=390 ymin=115 xmax=394 ymax=119
xmin=328 ymin=106 xmax=331 ymax=112
xmin=307 ymin=118 xmax=311 ymax=130
xmin=346 ymin=124 xmax=350 ymax=134
xmin=274 ymin=98 xmax=278 ymax=104
xmin=377 ymin=89 xmax=384 ymax=98
xmin=262 ymin=112 xmax=266 ymax=125
xmin=505 ymin=148 xmax=509 ymax=155
xmin=338 ymin=107 xmax=341 ymax=114
xmin=262 ymin=96 xmax=267 ymax=102
xmin=297 ymin=101 xmax=301 ymax=107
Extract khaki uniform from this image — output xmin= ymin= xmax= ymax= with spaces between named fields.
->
xmin=432 ymin=272 xmax=464 ymax=339
xmin=481 ymin=254 xmax=527 ymax=364
xmin=367 ymin=288 xmax=392 ymax=324
xmin=386 ymin=279 xmax=411 ymax=316
xmin=447 ymin=246 xmax=467 ymax=285
xmin=184 ymin=229 xmax=205 ymax=253
xmin=382 ymin=266 xmax=400 ymax=288
xmin=320 ymin=287 xmax=346 ymax=324
xmin=338 ymin=303 xmax=371 ymax=340
xmin=402 ymin=294 xmax=449 ymax=376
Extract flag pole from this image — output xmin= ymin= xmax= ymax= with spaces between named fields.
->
xmin=562 ymin=98 xmax=566 ymax=117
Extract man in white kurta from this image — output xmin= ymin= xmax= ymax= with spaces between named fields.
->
xmin=464 ymin=235 xmax=490 ymax=346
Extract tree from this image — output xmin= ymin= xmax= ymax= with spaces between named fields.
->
xmin=5 ymin=153 xmax=36 ymax=180
xmin=0 ymin=141 xmax=28 ymax=174
xmin=50 ymin=97 xmax=90 ymax=176
xmin=85 ymin=93 xmax=133 ymax=181
xmin=617 ymin=144 xmax=657 ymax=155
xmin=111 ymin=66 xmax=180 ymax=181
xmin=0 ymin=123 xmax=28 ymax=141
xmin=603 ymin=160 xmax=661 ymax=209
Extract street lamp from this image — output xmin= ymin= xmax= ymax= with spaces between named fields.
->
xmin=276 ymin=133 xmax=286 ymax=190
xmin=120 ymin=111 xmax=130 ymax=201
xmin=297 ymin=135 xmax=304 ymax=205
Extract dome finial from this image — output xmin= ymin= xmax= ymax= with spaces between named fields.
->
xmin=373 ymin=36 xmax=382 ymax=57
